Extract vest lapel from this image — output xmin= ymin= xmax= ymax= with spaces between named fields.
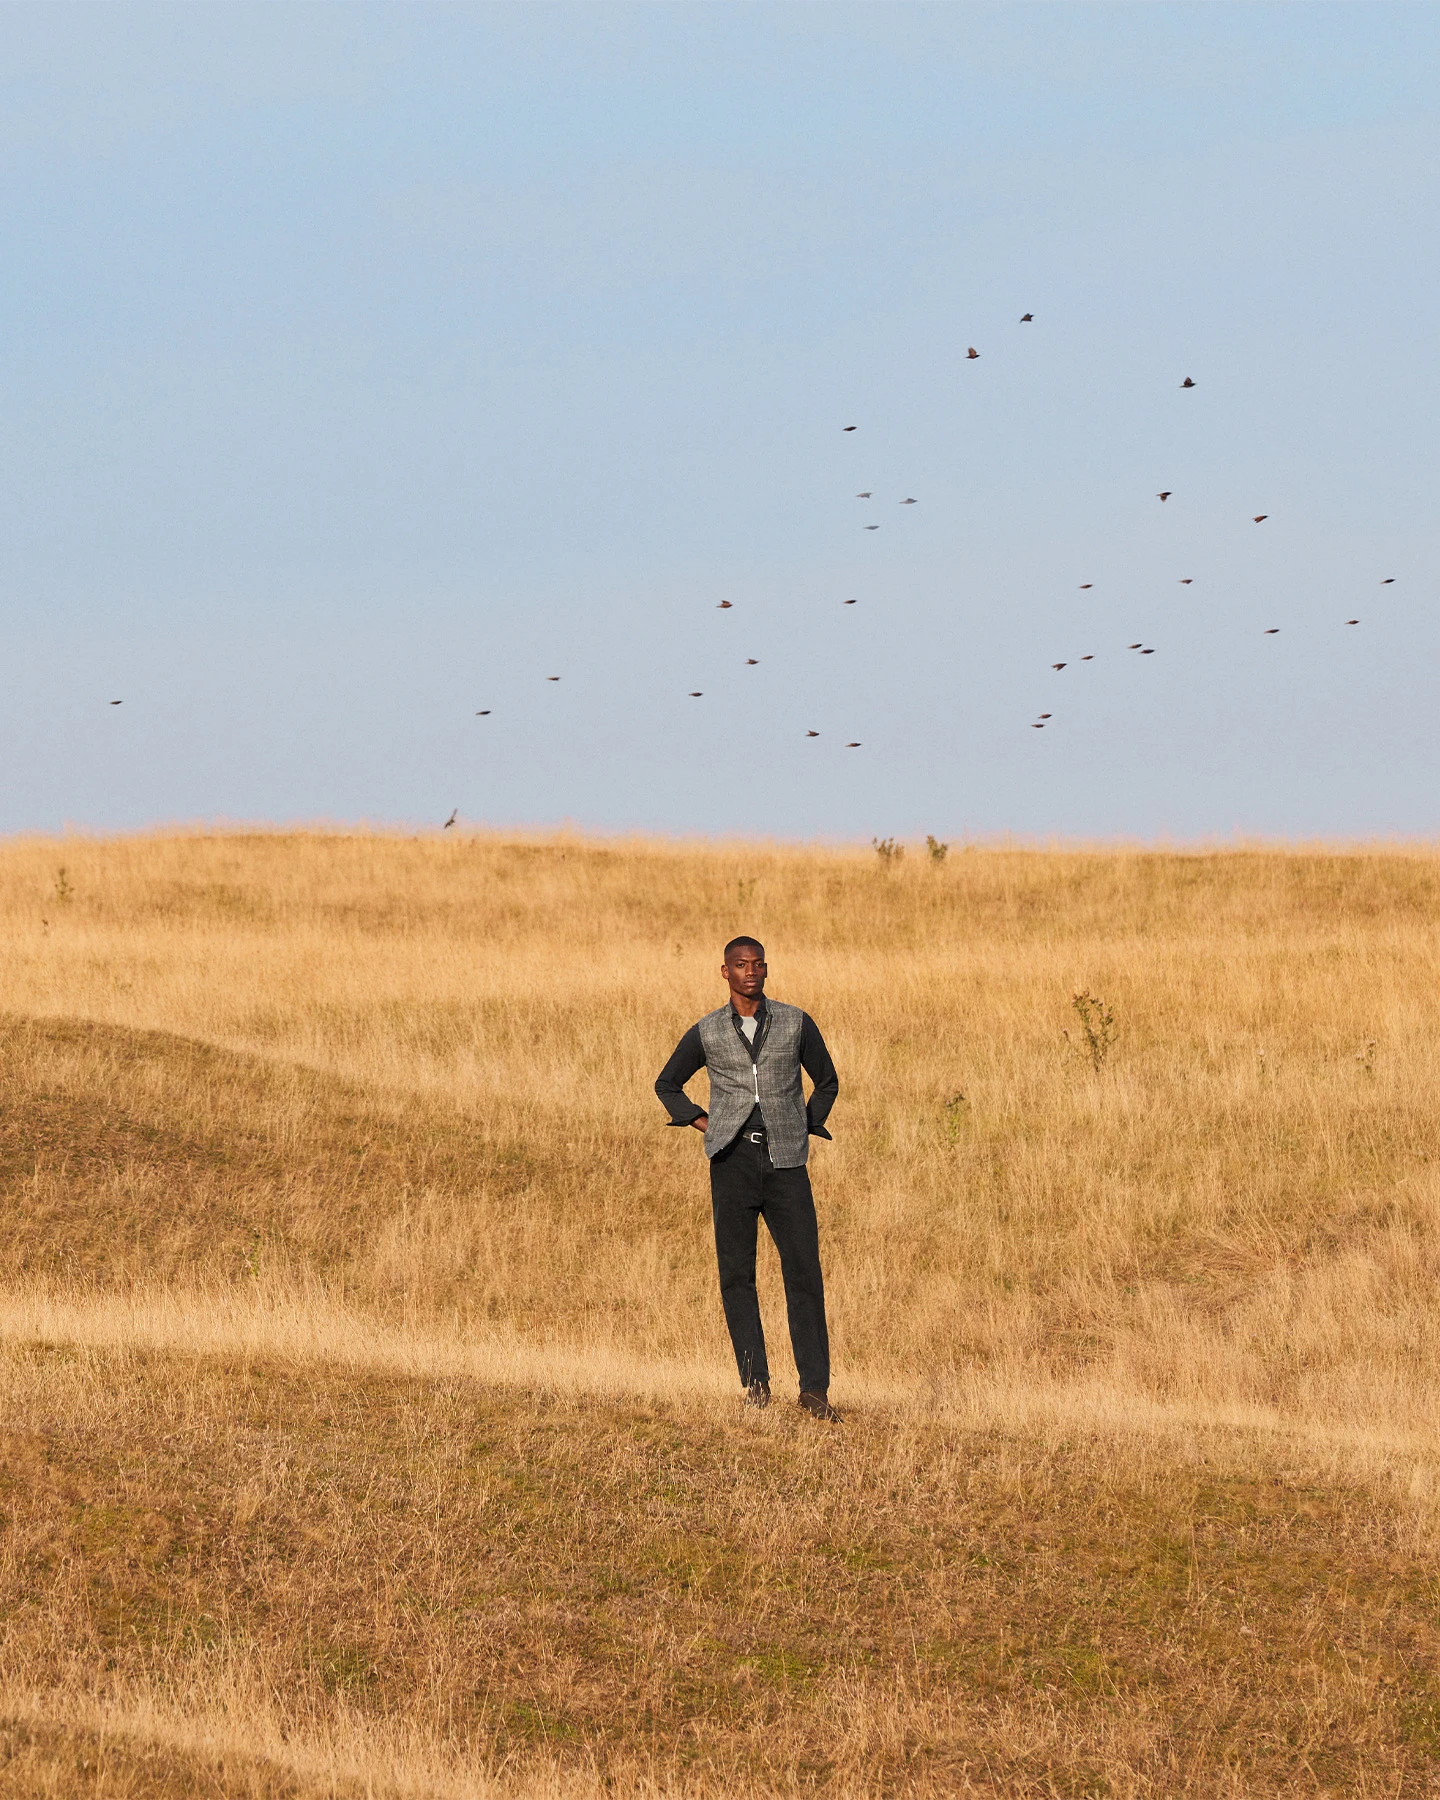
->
xmin=731 ymin=999 xmax=768 ymax=1062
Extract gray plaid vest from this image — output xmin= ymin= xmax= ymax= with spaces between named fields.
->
xmin=697 ymin=999 xmax=810 ymax=1168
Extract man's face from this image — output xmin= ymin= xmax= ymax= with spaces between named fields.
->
xmin=722 ymin=948 xmax=767 ymax=1000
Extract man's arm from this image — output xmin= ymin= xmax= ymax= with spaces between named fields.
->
xmin=655 ymin=1024 xmax=709 ymax=1129
xmin=799 ymin=1013 xmax=839 ymax=1138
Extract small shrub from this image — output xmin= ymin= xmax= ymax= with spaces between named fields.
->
xmin=926 ymin=836 xmax=949 ymax=865
xmin=1069 ymin=991 xmax=1116 ymax=1073
xmin=872 ymin=838 xmax=903 ymax=866
xmin=53 ymin=867 xmax=72 ymax=905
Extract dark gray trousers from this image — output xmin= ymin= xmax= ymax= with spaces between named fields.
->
xmin=709 ymin=1123 xmax=830 ymax=1395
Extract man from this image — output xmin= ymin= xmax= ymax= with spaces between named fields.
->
xmin=655 ymin=937 xmax=841 ymax=1421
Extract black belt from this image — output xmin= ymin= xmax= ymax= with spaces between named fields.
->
xmin=744 ymin=1128 xmax=766 ymax=1144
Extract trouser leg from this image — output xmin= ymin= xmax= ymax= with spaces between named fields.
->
xmin=760 ymin=1164 xmax=831 ymax=1395
xmin=709 ymin=1137 xmax=768 ymax=1387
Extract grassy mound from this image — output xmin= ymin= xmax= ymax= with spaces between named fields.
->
xmin=0 ymin=830 xmax=1438 ymax=1792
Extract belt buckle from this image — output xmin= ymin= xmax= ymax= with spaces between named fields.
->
xmin=746 ymin=1129 xmax=766 ymax=1144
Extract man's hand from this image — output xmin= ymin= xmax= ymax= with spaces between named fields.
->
xmin=690 ymin=1113 xmax=709 ymax=1132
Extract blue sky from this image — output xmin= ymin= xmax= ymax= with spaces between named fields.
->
xmin=0 ymin=2 xmax=1435 ymax=841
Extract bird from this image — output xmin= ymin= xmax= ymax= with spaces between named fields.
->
xmin=1140 ymin=648 xmax=1155 ymax=654
xmin=689 ymin=691 xmax=703 ymax=697
xmin=1253 ymin=515 xmax=1268 ymax=523
xmin=109 ymin=700 xmax=122 ymax=705
xmin=806 ymin=730 xmax=819 ymax=737
xmin=443 ymin=810 xmax=457 ymax=830
xmin=1347 ymin=619 xmax=1359 ymax=625
xmin=717 ymin=600 xmax=733 ymax=608
xmin=845 ymin=742 xmax=861 ymax=748
xmin=1181 ymin=378 xmax=1196 ymax=389
xmin=1157 ymin=491 xmax=1172 ymax=502
xmin=856 ymin=492 xmax=872 ymax=499
xmin=475 ymin=710 xmax=491 ymax=716
xmin=1179 ymin=578 xmax=1193 ymax=585
xmin=966 ymin=347 xmax=979 ymax=360
xmin=843 ymin=598 xmax=857 ymax=605
xmin=843 ymin=425 xmax=857 ymax=431
xmin=547 ymin=675 xmax=561 ymax=681
xmin=1031 ymin=722 xmax=1045 ymax=729
xmin=1038 ymin=713 xmax=1052 ymax=720
xmin=1264 ymin=628 xmax=1279 ymax=635
xmin=899 ymin=497 xmax=916 ymax=505
xmin=1020 ymin=313 xmax=1033 ymax=322
xmin=864 ymin=525 xmax=880 ymax=531
xmin=745 ymin=659 xmax=760 ymax=665
xmin=1382 ymin=577 xmax=1395 ymax=584
xmin=1128 ymin=643 xmax=1143 ymax=650
xmin=1052 ymin=662 xmax=1066 ymax=670
xmin=1079 ymin=583 xmax=1093 ymax=590
xmin=1081 ymin=655 xmax=1094 ymax=661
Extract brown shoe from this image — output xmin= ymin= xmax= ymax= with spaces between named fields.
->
xmin=745 ymin=1380 xmax=771 ymax=1410
xmin=798 ymin=1390 xmax=841 ymax=1423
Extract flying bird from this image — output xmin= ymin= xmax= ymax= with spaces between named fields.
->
xmin=966 ymin=348 xmax=980 ymax=360
xmin=843 ymin=425 xmax=857 ymax=431
xmin=1128 ymin=643 xmax=1143 ymax=650
xmin=1081 ymin=655 xmax=1094 ymax=661
xmin=806 ymin=730 xmax=819 ymax=737
xmin=899 ymin=497 xmax=917 ymax=505
xmin=1037 ymin=713 xmax=1051 ymax=720
xmin=846 ymin=742 xmax=861 ymax=747
xmin=547 ymin=675 xmax=561 ymax=681
xmin=475 ymin=710 xmax=491 ymax=716
xmin=1179 ymin=579 xmax=1193 ymax=585
xmin=1052 ymin=662 xmax=1066 ymax=670
xmin=717 ymin=600 xmax=733 ymax=608
xmin=1140 ymin=648 xmax=1155 ymax=654
xmin=443 ymin=811 xmax=457 ymax=830
xmin=864 ymin=525 xmax=880 ymax=530
xmin=1252 ymin=515 xmax=1268 ymax=523
xmin=1031 ymin=722 xmax=1045 ymax=729
xmin=1181 ymin=378 xmax=1196 ymax=389
xmin=1157 ymin=491 xmax=1172 ymax=502
xmin=745 ymin=659 xmax=760 ymax=665
xmin=689 ymin=691 xmax=703 ymax=697
xmin=1347 ymin=619 xmax=1359 ymax=625
xmin=844 ymin=598 xmax=857 ymax=605
xmin=1264 ymin=628 xmax=1279 ymax=635
xmin=856 ymin=492 xmax=872 ymax=499
xmin=1020 ymin=313 xmax=1033 ymax=322
xmin=1382 ymin=577 xmax=1395 ymax=584
xmin=109 ymin=700 xmax=122 ymax=705
xmin=1079 ymin=583 xmax=1093 ymax=589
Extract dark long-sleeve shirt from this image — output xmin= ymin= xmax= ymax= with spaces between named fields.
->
xmin=654 ymin=999 xmax=839 ymax=1139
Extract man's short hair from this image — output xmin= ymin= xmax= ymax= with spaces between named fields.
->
xmin=723 ymin=936 xmax=765 ymax=961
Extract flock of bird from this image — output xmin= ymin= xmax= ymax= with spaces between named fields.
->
xmin=969 ymin=319 xmax=1384 ymax=732
xmin=713 ymin=312 xmax=1387 ymax=749
xmin=87 ymin=310 xmax=1394 ymax=828
xmin=448 ymin=311 xmax=1398 ymax=819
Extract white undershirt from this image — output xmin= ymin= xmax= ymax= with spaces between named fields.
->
xmin=738 ymin=1013 xmax=758 ymax=1045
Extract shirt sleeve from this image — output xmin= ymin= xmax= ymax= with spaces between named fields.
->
xmin=654 ymin=1023 xmax=708 ymax=1126
xmin=799 ymin=1013 xmax=839 ymax=1138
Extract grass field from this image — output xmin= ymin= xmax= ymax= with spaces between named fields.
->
xmin=2 ymin=828 xmax=1440 ymax=1796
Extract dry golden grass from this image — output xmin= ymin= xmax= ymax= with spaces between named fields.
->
xmin=2 ymin=828 xmax=1440 ymax=1793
